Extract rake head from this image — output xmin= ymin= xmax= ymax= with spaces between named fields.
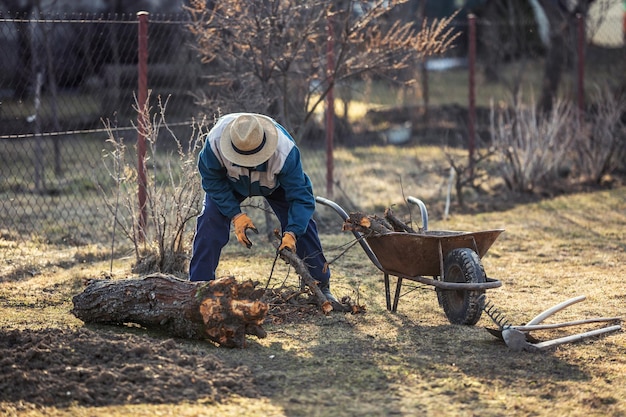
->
xmin=480 ymin=294 xmax=511 ymax=330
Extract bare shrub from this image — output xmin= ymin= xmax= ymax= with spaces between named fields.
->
xmin=99 ymin=95 xmax=206 ymax=277
xmin=490 ymin=95 xmax=576 ymax=192
xmin=444 ymin=145 xmax=497 ymax=208
xmin=574 ymin=85 xmax=626 ymax=184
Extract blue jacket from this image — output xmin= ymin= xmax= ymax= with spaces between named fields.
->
xmin=197 ymin=113 xmax=315 ymax=238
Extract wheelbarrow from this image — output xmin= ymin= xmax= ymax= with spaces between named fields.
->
xmin=316 ymin=196 xmax=504 ymax=325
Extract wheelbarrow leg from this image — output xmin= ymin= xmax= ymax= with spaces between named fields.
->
xmin=392 ymin=277 xmax=403 ymax=312
xmin=384 ymin=273 xmax=391 ymax=311
xmin=383 ymin=273 xmax=403 ymax=312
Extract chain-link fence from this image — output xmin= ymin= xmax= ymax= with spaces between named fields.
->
xmin=0 ymin=13 xmax=203 ymax=244
xmin=1 ymin=10 xmax=625 ymax=245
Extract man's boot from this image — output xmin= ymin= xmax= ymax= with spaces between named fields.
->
xmin=319 ymin=283 xmax=338 ymax=303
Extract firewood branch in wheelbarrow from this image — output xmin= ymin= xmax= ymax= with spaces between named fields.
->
xmin=342 ymin=207 xmax=419 ymax=235
xmin=482 ymin=295 xmax=622 ymax=352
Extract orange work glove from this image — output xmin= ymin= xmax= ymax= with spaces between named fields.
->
xmin=278 ymin=231 xmax=296 ymax=253
xmin=232 ymin=213 xmax=258 ymax=249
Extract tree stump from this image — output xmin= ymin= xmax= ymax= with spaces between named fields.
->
xmin=71 ymin=274 xmax=268 ymax=348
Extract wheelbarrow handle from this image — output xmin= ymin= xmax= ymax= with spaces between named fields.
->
xmin=315 ymin=196 xmax=384 ymax=271
xmin=315 ymin=196 xmax=350 ymax=221
xmin=406 ymin=196 xmax=428 ymax=231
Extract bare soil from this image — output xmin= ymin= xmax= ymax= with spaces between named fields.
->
xmin=0 ymin=275 xmax=345 ymax=411
xmin=0 ymin=326 xmax=260 ymax=408
xmin=0 ymin=276 xmax=351 ymax=409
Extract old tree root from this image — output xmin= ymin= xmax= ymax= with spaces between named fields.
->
xmin=72 ymin=248 xmax=362 ymax=348
xmin=71 ymin=274 xmax=267 ymax=348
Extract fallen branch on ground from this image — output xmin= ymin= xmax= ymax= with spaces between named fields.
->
xmin=274 ymin=230 xmax=355 ymax=314
xmin=277 ymin=248 xmax=334 ymax=314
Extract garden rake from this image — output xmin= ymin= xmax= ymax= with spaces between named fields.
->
xmin=482 ymin=295 xmax=622 ymax=352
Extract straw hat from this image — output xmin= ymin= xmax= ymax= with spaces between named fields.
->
xmin=220 ymin=114 xmax=279 ymax=167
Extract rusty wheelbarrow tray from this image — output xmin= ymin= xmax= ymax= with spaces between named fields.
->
xmin=316 ymin=196 xmax=504 ymax=325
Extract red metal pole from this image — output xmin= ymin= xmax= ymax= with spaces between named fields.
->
xmin=622 ymin=0 xmax=626 ymax=46
xmin=137 ymin=11 xmax=149 ymax=239
xmin=576 ymin=13 xmax=585 ymax=123
xmin=325 ymin=14 xmax=335 ymax=198
xmin=468 ymin=13 xmax=476 ymax=178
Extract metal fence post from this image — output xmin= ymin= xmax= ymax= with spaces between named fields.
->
xmin=467 ymin=13 xmax=476 ymax=178
xmin=325 ymin=13 xmax=335 ymax=198
xmin=137 ymin=11 xmax=149 ymax=240
xmin=576 ymin=13 xmax=585 ymax=124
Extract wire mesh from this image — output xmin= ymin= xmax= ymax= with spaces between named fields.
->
xmin=0 ymin=13 xmax=203 ymax=245
xmin=0 ymin=11 xmax=624 ymax=246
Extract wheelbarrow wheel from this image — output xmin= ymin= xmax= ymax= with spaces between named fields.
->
xmin=437 ymin=248 xmax=486 ymax=325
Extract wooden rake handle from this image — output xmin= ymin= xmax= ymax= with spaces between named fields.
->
xmin=527 ymin=295 xmax=587 ymax=325
xmin=513 ymin=316 xmax=622 ymax=332
xmin=532 ymin=324 xmax=622 ymax=351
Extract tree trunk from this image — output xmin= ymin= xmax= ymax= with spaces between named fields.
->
xmin=536 ymin=0 xmax=593 ymax=114
xmin=538 ymin=21 xmax=567 ymax=114
xmin=71 ymin=274 xmax=268 ymax=348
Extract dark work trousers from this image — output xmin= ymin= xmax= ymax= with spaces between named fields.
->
xmin=189 ymin=188 xmax=331 ymax=285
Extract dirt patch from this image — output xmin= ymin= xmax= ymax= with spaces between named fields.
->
xmin=0 ymin=285 xmax=344 ymax=410
xmin=0 ymin=327 xmax=259 ymax=408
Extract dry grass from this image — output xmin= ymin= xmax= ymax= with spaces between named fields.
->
xmin=1 ymin=146 xmax=625 ymax=416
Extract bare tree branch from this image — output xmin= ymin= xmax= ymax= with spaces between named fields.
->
xmin=185 ymin=0 xmax=459 ymax=137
